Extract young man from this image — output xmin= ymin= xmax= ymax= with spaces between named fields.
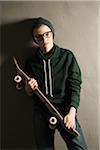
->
xmin=25 ymin=17 xmax=88 ymax=150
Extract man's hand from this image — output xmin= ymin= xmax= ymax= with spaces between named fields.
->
xmin=25 ymin=78 xmax=38 ymax=95
xmin=64 ymin=107 xmax=76 ymax=130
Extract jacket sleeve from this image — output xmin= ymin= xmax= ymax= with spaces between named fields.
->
xmin=67 ymin=52 xmax=82 ymax=110
xmin=24 ymin=58 xmax=34 ymax=77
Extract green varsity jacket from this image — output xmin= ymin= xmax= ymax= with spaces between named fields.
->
xmin=25 ymin=44 xmax=82 ymax=110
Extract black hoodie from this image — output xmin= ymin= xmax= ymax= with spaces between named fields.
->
xmin=25 ymin=44 xmax=82 ymax=111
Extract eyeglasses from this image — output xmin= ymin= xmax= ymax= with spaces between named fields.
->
xmin=34 ymin=31 xmax=52 ymax=42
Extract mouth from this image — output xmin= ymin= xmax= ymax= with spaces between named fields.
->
xmin=43 ymin=43 xmax=48 ymax=47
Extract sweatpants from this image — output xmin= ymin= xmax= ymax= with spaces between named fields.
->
xmin=32 ymin=102 xmax=88 ymax=150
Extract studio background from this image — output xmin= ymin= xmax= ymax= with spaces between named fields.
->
xmin=0 ymin=1 xmax=99 ymax=150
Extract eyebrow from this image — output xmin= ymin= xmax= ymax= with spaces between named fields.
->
xmin=35 ymin=31 xmax=51 ymax=36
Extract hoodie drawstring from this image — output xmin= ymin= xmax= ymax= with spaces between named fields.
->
xmin=43 ymin=59 xmax=48 ymax=95
xmin=43 ymin=59 xmax=53 ymax=97
xmin=48 ymin=59 xmax=53 ymax=97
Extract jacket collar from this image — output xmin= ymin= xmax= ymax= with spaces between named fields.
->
xmin=37 ymin=43 xmax=61 ymax=61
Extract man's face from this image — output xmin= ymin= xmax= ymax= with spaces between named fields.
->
xmin=33 ymin=25 xmax=54 ymax=53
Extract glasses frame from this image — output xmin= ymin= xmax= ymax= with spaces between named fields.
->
xmin=34 ymin=31 xmax=52 ymax=42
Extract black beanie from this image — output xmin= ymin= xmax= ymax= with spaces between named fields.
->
xmin=32 ymin=17 xmax=54 ymax=42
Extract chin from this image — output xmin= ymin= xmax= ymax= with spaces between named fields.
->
xmin=43 ymin=46 xmax=50 ymax=52
xmin=42 ymin=44 xmax=53 ymax=53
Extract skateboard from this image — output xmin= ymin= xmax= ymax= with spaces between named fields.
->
xmin=13 ymin=56 xmax=80 ymax=138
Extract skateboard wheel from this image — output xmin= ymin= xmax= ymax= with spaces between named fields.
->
xmin=16 ymin=83 xmax=23 ymax=90
xmin=14 ymin=75 xmax=22 ymax=83
xmin=49 ymin=117 xmax=57 ymax=125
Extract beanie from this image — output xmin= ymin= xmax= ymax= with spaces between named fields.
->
xmin=32 ymin=17 xmax=54 ymax=42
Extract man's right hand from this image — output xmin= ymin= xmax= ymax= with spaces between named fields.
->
xmin=25 ymin=78 xmax=38 ymax=95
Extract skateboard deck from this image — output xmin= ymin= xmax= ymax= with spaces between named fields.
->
xmin=13 ymin=56 xmax=80 ymax=137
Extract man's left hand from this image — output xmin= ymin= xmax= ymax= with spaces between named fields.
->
xmin=64 ymin=106 xmax=76 ymax=130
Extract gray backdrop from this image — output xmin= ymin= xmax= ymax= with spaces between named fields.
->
xmin=0 ymin=1 xmax=99 ymax=150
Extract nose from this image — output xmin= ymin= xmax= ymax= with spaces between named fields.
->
xmin=41 ymin=36 xmax=47 ymax=42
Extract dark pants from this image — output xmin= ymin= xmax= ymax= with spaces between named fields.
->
xmin=32 ymin=102 xmax=88 ymax=150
